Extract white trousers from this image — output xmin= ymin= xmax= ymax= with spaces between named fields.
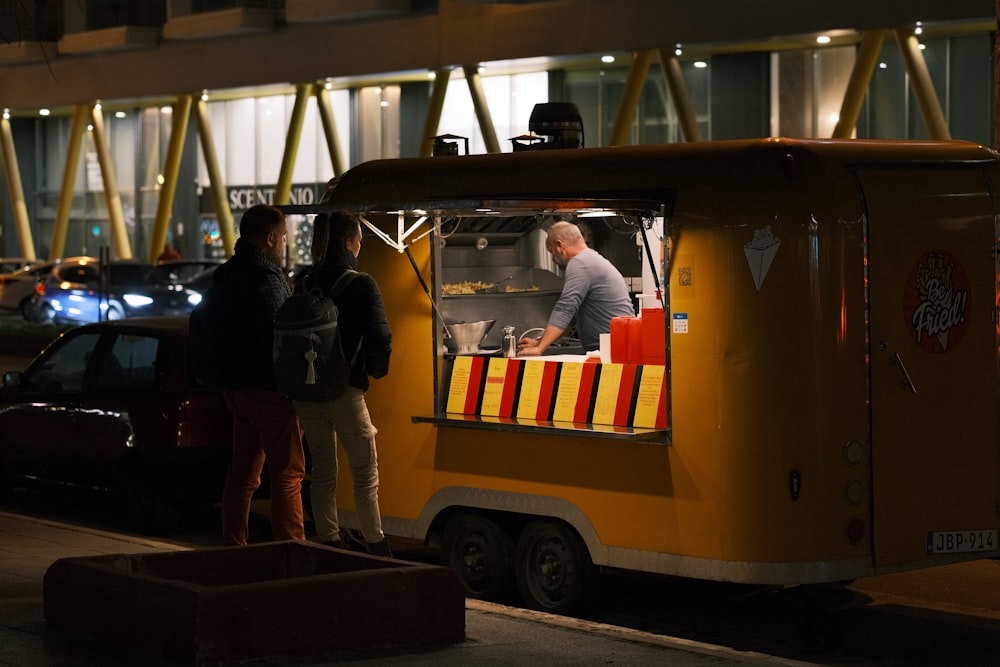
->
xmin=294 ymin=388 xmax=384 ymax=543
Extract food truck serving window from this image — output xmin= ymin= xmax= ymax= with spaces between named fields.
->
xmin=399 ymin=203 xmax=671 ymax=444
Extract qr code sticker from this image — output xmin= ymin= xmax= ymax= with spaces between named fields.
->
xmin=678 ymin=266 xmax=692 ymax=287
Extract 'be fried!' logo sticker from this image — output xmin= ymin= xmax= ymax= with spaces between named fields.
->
xmin=903 ymin=250 xmax=970 ymax=353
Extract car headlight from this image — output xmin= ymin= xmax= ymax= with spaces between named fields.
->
xmin=123 ymin=293 xmax=154 ymax=307
xmin=187 ymin=292 xmax=203 ymax=306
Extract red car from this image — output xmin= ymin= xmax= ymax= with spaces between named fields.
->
xmin=0 ymin=317 xmax=232 ymax=534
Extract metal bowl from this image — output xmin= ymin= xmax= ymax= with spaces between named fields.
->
xmin=444 ymin=319 xmax=497 ymax=354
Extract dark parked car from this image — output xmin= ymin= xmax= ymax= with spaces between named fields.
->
xmin=0 ymin=317 xmax=232 ymax=534
xmin=152 ymin=259 xmax=224 ymax=285
xmin=33 ymin=258 xmax=204 ymax=324
xmin=0 ymin=257 xmax=43 ymax=274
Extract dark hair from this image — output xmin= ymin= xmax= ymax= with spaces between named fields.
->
xmin=238 ymin=204 xmax=285 ymax=243
xmin=312 ymin=210 xmax=361 ymax=267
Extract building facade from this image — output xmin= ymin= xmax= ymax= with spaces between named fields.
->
xmin=0 ymin=0 xmax=994 ymax=264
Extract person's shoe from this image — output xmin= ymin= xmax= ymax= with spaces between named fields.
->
xmin=321 ymin=539 xmax=343 ymax=549
xmin=366 ymin=537 xmax=393 ymax=558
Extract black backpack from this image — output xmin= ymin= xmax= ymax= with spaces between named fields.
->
xmin=272 ymin=269 xmax=361 ymax=401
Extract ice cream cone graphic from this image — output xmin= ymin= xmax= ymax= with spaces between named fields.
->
xmin=744 ymin=226 xmax=781 ymax=291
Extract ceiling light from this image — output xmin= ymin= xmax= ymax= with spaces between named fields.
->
xmin=39 ymin=108 xmax=50 ymax=116
xmin=601 ymin=55 xmax=615 ymax=64
xmin=816 ymin=35 xmax=831 ymax=45
xmin=694 ymin=61 xmax=708 ymax=69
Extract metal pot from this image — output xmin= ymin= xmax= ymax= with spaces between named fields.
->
xmin=444 ymin=319 xmax=497 ymax=354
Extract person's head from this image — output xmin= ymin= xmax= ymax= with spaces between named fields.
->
xmin=545 ymin=221 xmax=586 ymax=267
xmin=312 ymin=210 xmax=362 ymax=267
xmin=238 ymin=204 xmax=287 ymax=264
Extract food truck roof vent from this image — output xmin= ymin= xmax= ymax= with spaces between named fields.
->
xmin=431 ymin=134 xmax=470 ymax=157
xmin=511 ymin=102 xmax=584 ymax=152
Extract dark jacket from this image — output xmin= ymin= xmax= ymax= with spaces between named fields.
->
xmin=294 ymin=252 xmax=391 ymax=392
xmin=212 ymin=238 xmax=290 ymax=390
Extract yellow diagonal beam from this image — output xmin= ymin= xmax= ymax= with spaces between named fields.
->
xmin=894 ymin=28 xmax=951 ymax=139
xmin=656 ymin=49 xmax=703 ymax=142
xmin=90 ymin=104 xmax=132 ymax=259
xmin=275 ymin=83 xmax=312 ymax=206
xmin=315 ymin=84 xmax=346 ymax=176
xmin=0 ymin=114 xmax=36 ymax=260
xmin=194 ymin=96 xmax=235 ymax=257
xmin=50 ymin=105 xmax=89 ymax=260
xmin=420 ymin=68 xmax=451 ymax=157
xmin=833 ymin=30 xmax=888 ymax=139
xmin=610 ymin=50 xmax=653 ymax=146
xmin=463 ymin=65 xmax=500 ymax=154
xmin=149 ymin=95 xmax=192 ymax=263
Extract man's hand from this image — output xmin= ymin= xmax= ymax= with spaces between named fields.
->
xmin=517 ymin=337 xmax=543 ymax=356
xmin=516 ymin=324 xmax=565 ymax=357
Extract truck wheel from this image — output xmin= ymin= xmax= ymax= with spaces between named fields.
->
xmin=515 ymin=521 xmax=594 ymax=615
xmin=444 ymin=513 xmax=515 ymax=602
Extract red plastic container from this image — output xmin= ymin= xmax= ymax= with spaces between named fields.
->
xmin=611 ymin=316 xmax=645 ymax=364
xmin=627 ymin=317 xmax=644 ymax=363
xmin=641 ymin=307 xmax=666 ymax=365
xmin=610 ymin=316 xmax=632 ymax=363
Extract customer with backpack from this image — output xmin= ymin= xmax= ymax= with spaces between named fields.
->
xmin=292 ymin=210 xmax=393 ymax=556
xmin=196 ymin=204 xmax=307 ymax=546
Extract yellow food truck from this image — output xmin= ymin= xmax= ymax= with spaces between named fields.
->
xmin=313 ymin=137 xmax=1000 ymax=614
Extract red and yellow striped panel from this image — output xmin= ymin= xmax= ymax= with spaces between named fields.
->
xmin=446 ymin=356 xmax=667 ymax=430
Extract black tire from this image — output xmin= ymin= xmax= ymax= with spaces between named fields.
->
xmin=34 ymin=302 xmax=54 ymax=324
xmin=444 ymin=513 xmax=515 ymax=602
xmin=515 ymin=521 xmax=595 ymax=615
xmin=118 ymin=463 xmax=178 ymax=536
xmin=18 ymin=296 xmax=34 ymax=321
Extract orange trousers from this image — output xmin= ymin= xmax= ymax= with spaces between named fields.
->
xmin=221 ymin=390 xmax=306 ymax=546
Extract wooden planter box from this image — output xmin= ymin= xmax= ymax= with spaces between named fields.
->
xmin=43 ymin=541 xmax=465 ymax=663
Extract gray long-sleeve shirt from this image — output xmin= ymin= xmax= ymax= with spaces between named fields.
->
xmin=548 ymin=248 xmax=634 ymax=350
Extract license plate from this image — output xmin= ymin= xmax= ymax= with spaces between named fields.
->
xmin=926 ymin=529 xmax=997 ymax=554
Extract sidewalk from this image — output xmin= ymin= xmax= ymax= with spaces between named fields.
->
xmin=0 ymin=511 xmax=814 ymax=666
